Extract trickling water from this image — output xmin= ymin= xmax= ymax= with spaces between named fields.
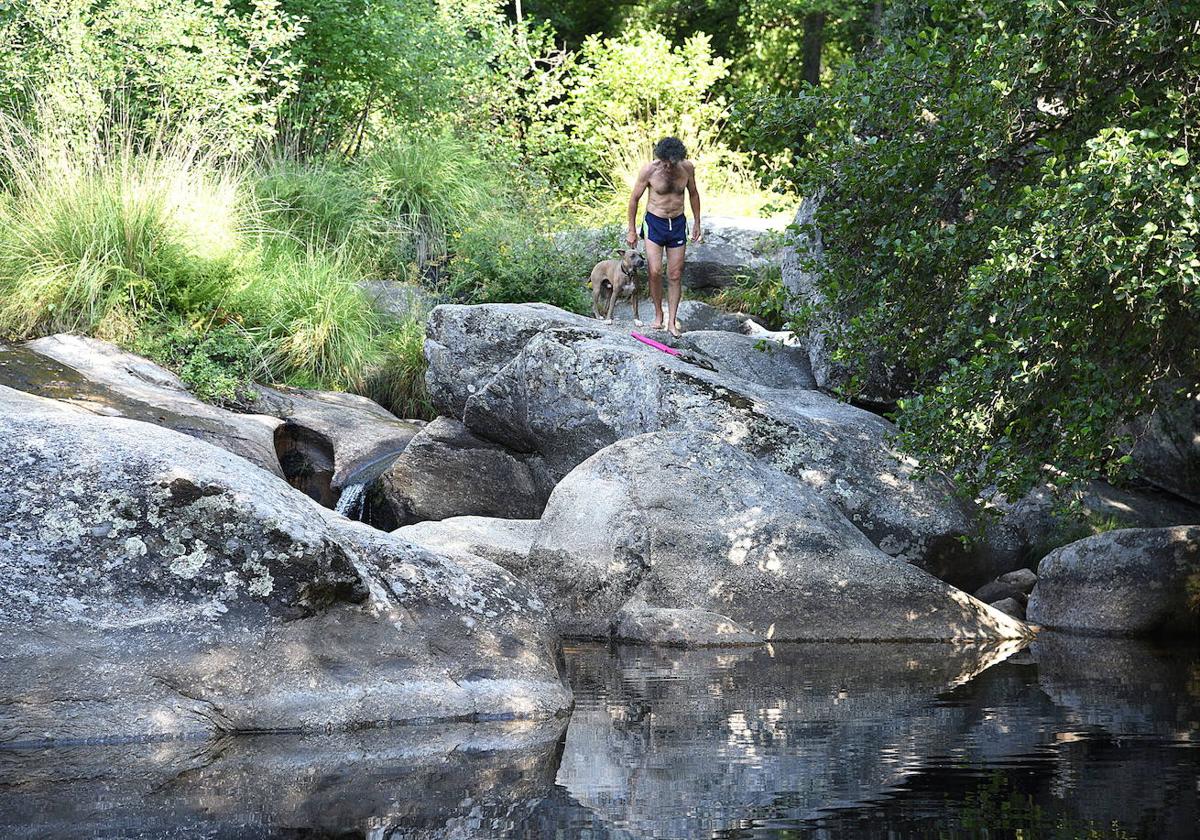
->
xmin=334 ymin=482 xmax=366 ymax=520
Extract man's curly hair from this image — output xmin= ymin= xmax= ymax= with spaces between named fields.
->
xmin=653 ymin=136 xmax=687 ymax=163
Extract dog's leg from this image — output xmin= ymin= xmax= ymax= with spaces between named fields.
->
xmin=632 ymin=282 xmax=641 ymax=326
xmin=604 ymin=282 xmax=619 ymax=324
xmin=592 ymin=284 xmax=605 ymax=319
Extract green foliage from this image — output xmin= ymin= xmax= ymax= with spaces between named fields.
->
xmin=361 ymin=132 xmax=508 ymax=275
xmin=357 ymin=318 xmax=435 ymax=420
xmin=711 ymin=264 xmax=790 ymax=330
xmin=764 ymin=0 xmax=1200 ymax=497
xmin=443 ymin=219 xmax=591 ymax=313
xmin=0 ymin=120 xmax=245 ymax=343
xmin=0 ymin=0 xmax=302 ymax=150
xmin=136 ymin=321 xmax=265 ymax=405
xmin=554 ymin=27 xmax=732 ymax=196
xmin=235 ymin=241 xmax=382 ymax=389
xmin=253 ymin=156 xmax=374 ymax=256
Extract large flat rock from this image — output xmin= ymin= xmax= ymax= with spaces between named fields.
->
xmin=520 ymin=430 xmax=1029 ymax=644
xmin=0 ymin=386 xmax=570 ymax=744
xmin=1 ymin=335 xmax=283 ymax=475
xmin=428 ymin=305 xmax=989 ymax=588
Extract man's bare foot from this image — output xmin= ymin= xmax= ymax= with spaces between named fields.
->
xmin=669 ymin=320 xmax=683 ymax=338
xmin=650 ymin=318 xmax=665 ymax=330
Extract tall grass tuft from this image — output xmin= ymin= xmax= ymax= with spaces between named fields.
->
xmin=237 ymin=240 xmax=382 ymax=389
xmin=0 ymin=119 xmax=246 ymax=343
xmin=357 ymin=318 xmax=435 ymax=420
xmin=253 ymin=156 xmax=375 ymax=258
xmin=362 ymin=132 xmax=504 ymax=272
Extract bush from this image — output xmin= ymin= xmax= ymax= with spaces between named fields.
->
xmin=136 ymin=321 xmax=265 ymax=405
xmin=357 ymin=318 xmax=434 ymax=421
xmin=768 ymin=0 xmax=1200 ymax=497
xmin=442 ymin=218 xmax=591 ymax=313
xmin=0 ymin=120 xmax=246 ymax=343
xmin=0 ymin=0 xmax=301 ymax=151
xmin=360 ymin=131 xmax=511 ymax=277
xmin=253 ymin=156 xmax=375 ymax=258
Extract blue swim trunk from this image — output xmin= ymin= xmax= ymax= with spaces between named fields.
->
xmin=641 ymin=211 xmax=688 ymax=248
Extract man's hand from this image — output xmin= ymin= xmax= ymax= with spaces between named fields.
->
xmin=691 ymin=222 xmax=703 ymax=243
xmin=626 ymin=229 xmax=638 ymax=248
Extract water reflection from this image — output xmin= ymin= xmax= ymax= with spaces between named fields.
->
xmin=556 ymin=636 xmax=1199 ymax=839
xmin=1 ymin=636 xmax=1197 ymax=838
xmin=0 ymin=720 xmax=567 ymax=839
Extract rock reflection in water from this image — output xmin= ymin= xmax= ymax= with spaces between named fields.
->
xmin=1 ymin=636 xmax=1197 ymax=838
xmin=557 ymin=637 xmax=1200 ymax=839
xmin=0 ymin=719 xmax=566 ymax=839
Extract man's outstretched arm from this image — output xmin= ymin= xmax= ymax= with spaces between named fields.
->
xmin=627 ymin=165 xmax=651 ymax=247
xmin=687 ymin=163 xmax=702 ymax=242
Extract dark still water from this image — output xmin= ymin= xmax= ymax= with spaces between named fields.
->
xmin=2 ymin=634 xmax=1197 ymax=839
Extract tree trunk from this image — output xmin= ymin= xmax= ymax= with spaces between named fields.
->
xmin=872 ymin=1 xmax=884 ymax=43
xmin=802 ymin=11 xmax=826 ymax=86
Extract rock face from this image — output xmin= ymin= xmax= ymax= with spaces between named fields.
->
xmin=0 ymin=335 xmax=283 ymax=475
xmin=780 ymin=195 xmax=908 ymax=406
xmin=559 ymin=216 xmax=783 ymax=292
xmin=425 ymin=303 xmax=598 ymax=419
xmin=373 ymin=417 xmax=554 ymax=529
xmin=676 ymin=330 xmax=816 ymax=390
xmin=427 ymin=305 xmax=988 ymax=587
xmin=1127 ymin=393 xmax=1200 ymax=505
xmin=0 ymin=387 xmax=570 ymax=744
xmin=679 ymin=215 xmax=783 ymax=290
xmin=250 ymin=384 xmax=423 ymax=504
xmin=520 ymin=430 xmax=1028 ymax=644
xmin=983 ymin=479 xmax=1200 ymax=572
xmin=1027 ymin=526 xmax=1200 ymax=637
xmin=396 ymin=516 xmax=538 ymax=570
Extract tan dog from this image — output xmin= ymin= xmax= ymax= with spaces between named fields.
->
xmin=588 ymin=248 xmax=647 ymax=323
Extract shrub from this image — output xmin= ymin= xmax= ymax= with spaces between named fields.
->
xmin=442 ymin=218 xmax=591 ymax=313
xmin=136 ymin=321 xmax=265 ymax=405
xmin=357 ymin=318 xmax=434 ymax=421
xmin=0 ymin=120 xmax=246 ymax=343
xmin=768 ymin=0 xmax=1200 ymax=498
xmin=0 ymin=0 xmax=301 ymax=151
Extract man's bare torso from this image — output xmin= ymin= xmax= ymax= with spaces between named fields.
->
xmin=645 ymin=159 xmax=694 ymax=218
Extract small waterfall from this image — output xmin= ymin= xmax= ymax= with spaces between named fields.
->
xmin=335 ymin=482 xmax=366 ymax=520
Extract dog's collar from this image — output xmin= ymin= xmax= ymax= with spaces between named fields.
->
xmin=621 ymin=262 xmax=639 ymax=278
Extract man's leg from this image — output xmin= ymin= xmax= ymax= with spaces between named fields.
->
xmin=666 ymin=243 xmax=686 ymax=337
xmin=645 ymin=239 xmax=665 ymax=329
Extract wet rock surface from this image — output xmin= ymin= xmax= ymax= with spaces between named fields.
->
xmin=1027 ymin=526 xmax=1200 ymax=636
xmin=0 ymin=386 xmax=570 ymax=744
xmin=0 ymin=335 xmax=283 ymax=475
xmin=2 ymin=635 xmax=1197 ymax=838
xmin=0 ymin=720 xmax=567 ymax=840
xmin=523 ymin=430 xmax=1029 ymax=643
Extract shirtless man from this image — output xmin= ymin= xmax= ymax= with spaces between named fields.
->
xmin=626 ymin=136 xmax=702 ymax=337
